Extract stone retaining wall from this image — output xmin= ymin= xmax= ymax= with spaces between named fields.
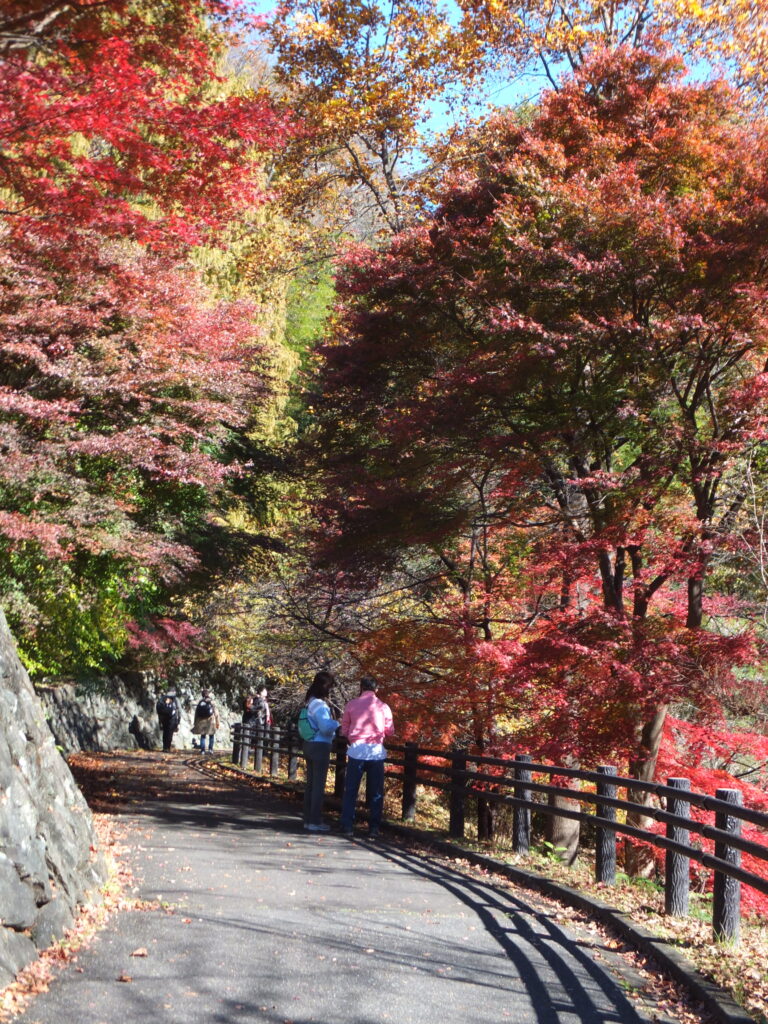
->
xmin=0 ymin=610 xmax=107 ymax=987
xmin=36 ymin=666 xmax=257 ymax=756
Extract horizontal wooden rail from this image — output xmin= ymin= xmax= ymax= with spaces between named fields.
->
xmin=387 ymin=749 xmax=768 ymax=830
xmin=454 ymin=785 xmax=768 ymax=896
xmin=402 ymin=769 xmax=768 ymax=862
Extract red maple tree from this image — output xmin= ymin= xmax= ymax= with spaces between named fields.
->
xmin=0 ymin=0 xmax=291 ymax=671
xmin=308 ymin=48 xmax=768 ymax=786
xmin=0 ymin=1 xmax=286 ymax=246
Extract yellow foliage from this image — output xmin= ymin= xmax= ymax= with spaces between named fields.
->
xmin=456 ymin=0 xmax=768 ymax=101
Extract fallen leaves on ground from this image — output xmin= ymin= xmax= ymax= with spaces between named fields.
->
xmin=497 ymin=852 xmax=768 ymax=1024
xmin=0 ymin=814 xmax=154 ymax=1022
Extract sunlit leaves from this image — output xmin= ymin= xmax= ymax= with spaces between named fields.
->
xmin=269 ymin=0 xmax=463 ymax=234
xmin=456 ymin=0 xmax=768 ymax=103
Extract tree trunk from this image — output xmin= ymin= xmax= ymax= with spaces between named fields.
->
xmin=686 ymin=574 xmax=704 ymax=628
xmin=546 ymin=787 xmax=581 ymax=865
xmin=546 ymin=756 xmax=581 ymax=865
xmin=625 ymin=704 xmax=668 ymax=876
xmin=477 ymin=797 xmax=494 ymax=842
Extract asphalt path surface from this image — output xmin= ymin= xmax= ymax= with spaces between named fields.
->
xmin=14 ymin=753 xmax=680 ymax=1024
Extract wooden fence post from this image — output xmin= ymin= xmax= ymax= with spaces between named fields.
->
xmin=232 ymin=723 xmax=241 ymax=766
xmin=513 ymin=754 xmax=532 ymax=854
xmin=239 ymin=724 xmax=253 ymax=769
xmin=713 ymin=788 xmax=742 ymax=944
xmin=449 ymin=748 xmax=468 ymax=839
xmin=287 ymin=727 xmax=299 ymax=781
xmin=595 ymin=765 xmax=617 ymax=885
xmin=402 ymin=742 xmax=418 ymax=821
xmin=270 ymin=726 xmax=281 ymax=776
xmin=254 ymin=725 xmax=264 ymax=774
xmin=334 ymin=735 xmax=348 ymax=798
xmin=665 ymin=777 xmax=691 ymax=917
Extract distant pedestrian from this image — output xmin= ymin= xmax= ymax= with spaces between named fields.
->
xmin=242 ymin=694 xmax=260 ymax=729
xmin=156 ymin=687 xmax=181 ymax=752
xmin=339 ymin=677 xmax=394 ymax=838
xmin=242 ymin=687 xmax=271 ymax=745
xmin=248 ymin=685 xmax=272 ymax=729
xmin=300 ymin=671 xmax=339 ymax=832
xmin=258 ymin=685 xmax=273 ymax=727
xmin=192 ymin=689 xmax=220 ymax=754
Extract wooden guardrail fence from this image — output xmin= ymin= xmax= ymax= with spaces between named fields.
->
xmin=229 ymin=723 xmax=768 ymax=944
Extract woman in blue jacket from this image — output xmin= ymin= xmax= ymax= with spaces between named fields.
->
xmin=302 ymin=671 xmax=340 ymax=832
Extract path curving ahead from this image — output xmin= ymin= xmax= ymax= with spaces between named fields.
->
xmin=14 ymin=753 xmax=691 ymax=1024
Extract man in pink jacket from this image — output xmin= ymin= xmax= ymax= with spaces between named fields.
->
xmin=339 ymin=676 xmax=395 ymax=838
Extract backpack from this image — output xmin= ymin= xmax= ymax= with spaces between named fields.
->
xmin=196 ymin=698 xmax=214 ymax=719
xmin=156 ymin=695 xmax=179 ymax=726
xmin=297 ymin=705 xmax=317 ymax=741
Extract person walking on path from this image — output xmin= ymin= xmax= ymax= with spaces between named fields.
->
xmin=301 ymin=671 xmax=339 ymax=832
xmin=156 ymin=686 xmax=181 ymax=752
xmin=192 ymin=689 xmax=220 ymax=754
xmin=242 ymin=693 xmax=259 ymax=728
xmin=243 ymin=687 xmax=271 ymax=731
xmin=255 ymin=685 xmax=272 ymax=728
xmin=339 ymin=676 xmax=394 ymax=838
xmin=241 ymin=686 xmax=272 ymax=762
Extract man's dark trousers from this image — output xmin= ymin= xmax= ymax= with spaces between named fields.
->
xmin=161 ymin=721 xmax=175 ymax=751
xmin=340 ymin=757 xmax=384 ymax=831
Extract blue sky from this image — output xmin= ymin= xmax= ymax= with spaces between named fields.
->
xmin=239 ymin=0 xmax=720 ymax=140
xmin=241 ymin=0 xmax=553 ymax=137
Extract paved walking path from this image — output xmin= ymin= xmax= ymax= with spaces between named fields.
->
xmin=14 ymin=753 xmax=685 ymax=1024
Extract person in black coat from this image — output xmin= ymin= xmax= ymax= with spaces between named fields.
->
xmin=156 ymin=687 xmax=181 ymax=752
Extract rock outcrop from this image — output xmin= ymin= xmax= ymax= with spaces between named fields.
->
xmin=37 ymin=666 xmax=254 ymax=756
xmin=0 ymin=609 xmax=107 ymax=987
xmin=37 ymin=678 xmax=166 ymax=755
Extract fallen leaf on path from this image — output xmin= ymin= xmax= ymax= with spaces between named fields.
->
xmin=116 ymin=973 xmax=132 ymax=983
xmin=130 ymin=948 xmax=148 ymax=957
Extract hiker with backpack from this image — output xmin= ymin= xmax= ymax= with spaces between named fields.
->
xmin=192 ymin=689 xmax=220 ymax=754
xmin=156 ymin=687 xmax=181 ymax=752
xmin=299 ymin=670 xmax=339 ymax=832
